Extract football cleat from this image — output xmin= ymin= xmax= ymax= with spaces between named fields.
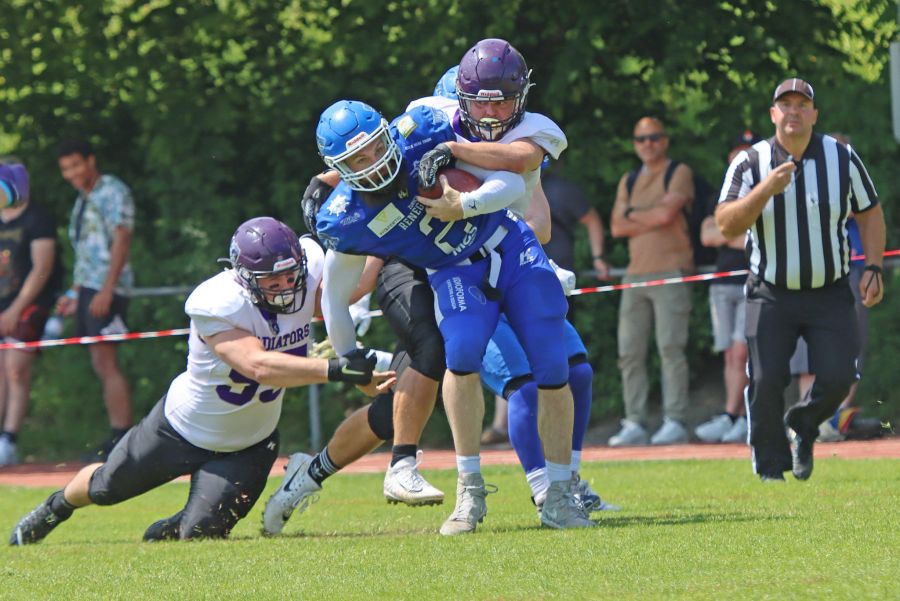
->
xmin=143 ymin=511 xmax=184 ymax=542
xmin=573 ymin=473 xmax=621 ymax=513
xmin=9 ymin=496 xmax=70 ymax=546
xmin=261 ymin=452 xmax=321 ymax=536
xmin=439 ymin=473 xmax=496 ymax=536
xmin=540 ymin=478 xmax=596 ymax=529
xmin=384 ymin=451 xmax=444 ymax=506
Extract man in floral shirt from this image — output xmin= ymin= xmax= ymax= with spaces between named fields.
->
xmin=56 ymin=139 xmax=134 ymax=461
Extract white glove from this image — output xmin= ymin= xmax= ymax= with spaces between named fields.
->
xmin=348 ymin=292 xmax=373 ymax=336
xmin=374 ymin=350 xmax=393 ymax=372
xmin=549 ymin=260 xmax=576 ymax=296
xmin=354 ymin=342 xmax=393 ymax=371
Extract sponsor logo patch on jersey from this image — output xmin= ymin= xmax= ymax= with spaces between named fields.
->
xmin=318 ymin=232 xmax=339 ymax=251
xmin=340 ymin=209 xmax=365 ymax=226
xmin=396 ymin=115 xmax=418 ymax=139
xmin=367 ymin=203 xmax=404 ymax=238
xmin=327 ymin=194 xmax=349 ymax=216
xmin=447 ymin=276 xmax=467 ymax=312
xmin=519 ymin=247 xmax=538 ymax=266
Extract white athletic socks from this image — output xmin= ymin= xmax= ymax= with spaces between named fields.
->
xmin=526 ymin=467 xmax=549 ymax=502
xmin=456 ymin=455 xmax=481 ymax=475
xmin=545 ymin=460 xmax=571 ymax=483
xmin=570 ymin=450 xmax=582 ymax=474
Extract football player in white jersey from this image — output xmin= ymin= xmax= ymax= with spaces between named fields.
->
xmin=408 ymin=39 xmax=566 ymax=238
xmin=9 ymin=217 xmax=392 ymax=545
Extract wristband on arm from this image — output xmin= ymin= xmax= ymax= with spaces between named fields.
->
xmin=862 ymin=264 xmax=883 ymax=297
xmin=327 ymin=348 xmax=377 ymax=384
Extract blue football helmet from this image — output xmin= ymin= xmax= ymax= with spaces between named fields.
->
xmin=433 ymin=66 xmax=459 ymax=100
xmin=316 ymin=100 xmax=402 ymax=192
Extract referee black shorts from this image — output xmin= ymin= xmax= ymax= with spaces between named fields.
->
xmin=375 ymin=258 xmax=445 ymax=381
xmin=89 ymin=397 xmax=279 ymax=538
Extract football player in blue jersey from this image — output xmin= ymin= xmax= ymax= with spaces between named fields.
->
xmin=415 ymin=41 xmax=617 ymax=513
xmin=315 ymin=99 xmax=593 ymax=533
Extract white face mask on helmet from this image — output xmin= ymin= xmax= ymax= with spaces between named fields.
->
xmin=317 ymin=101 xmax=403 ymax=193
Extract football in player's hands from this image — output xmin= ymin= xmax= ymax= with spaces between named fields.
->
xmin=417 ymin=168 xmax=483 ymax=199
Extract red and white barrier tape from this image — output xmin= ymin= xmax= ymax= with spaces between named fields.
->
xmin=569 ymin=269 xmax=749 ymax=296
xmin=0 ymin=328 xmax=192 ymax=350
xmin=3 ymin=250 xmax=896 ymax=350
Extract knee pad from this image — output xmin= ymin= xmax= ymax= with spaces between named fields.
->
xmin=87 ymin=465 xmax=132 ymax=506
xmin=405 ymin=323 xmax=445 ymax=381
xmin=367 ymin=392 xmax=395 ymax=441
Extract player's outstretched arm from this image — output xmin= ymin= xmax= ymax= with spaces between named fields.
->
xmin=207 ymin=328 xmax=393 ymax=389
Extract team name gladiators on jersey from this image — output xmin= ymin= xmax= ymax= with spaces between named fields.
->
xmin=260 ymin=324 xmax=311 ymax=351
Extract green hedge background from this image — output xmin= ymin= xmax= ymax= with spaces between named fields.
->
xmin=1 ymin=0 xmax=897 ymax=459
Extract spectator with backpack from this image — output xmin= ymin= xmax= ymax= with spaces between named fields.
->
xmin=608 ymin=117 xmax=694 ymax=446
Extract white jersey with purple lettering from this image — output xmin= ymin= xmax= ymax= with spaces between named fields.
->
xmin=407 ymin=95 xmax=568 ymax=218
xmin=164 ymin=237 xmax=323 ymax=452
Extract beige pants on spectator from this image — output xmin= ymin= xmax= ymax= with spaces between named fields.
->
xmin=617 ymin=272 xmax=692 ymax=425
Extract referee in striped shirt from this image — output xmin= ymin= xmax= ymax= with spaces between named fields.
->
xmin=715 ymin=78 xmax=886 ymax=482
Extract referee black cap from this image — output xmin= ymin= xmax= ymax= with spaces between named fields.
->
xmin=773 ymin=78 xmax=815 ymax=103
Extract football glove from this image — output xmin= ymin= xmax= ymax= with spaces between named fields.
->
xmin=301 ymin=173 xmax=336 ymax=240
xmin=417 ymin=143 xmax=455 ymax=189
xmin=327 ymin=348 xmax=377 ymax=384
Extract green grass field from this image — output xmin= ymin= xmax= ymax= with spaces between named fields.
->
xmin=1 ymin=459 xmax=898 ymax=600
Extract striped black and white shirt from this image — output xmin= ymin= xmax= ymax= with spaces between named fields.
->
xmin=718 ymin=133 xmax=878 ymax=290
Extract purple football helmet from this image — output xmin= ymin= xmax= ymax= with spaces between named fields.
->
xmin=456 ymin=38 xmax=531 ymax=141
xmin=228 ymin=217 xmax=308 ymax=313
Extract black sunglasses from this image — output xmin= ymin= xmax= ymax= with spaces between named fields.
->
xmin=633 ymin=133 xmax=666 ymax=143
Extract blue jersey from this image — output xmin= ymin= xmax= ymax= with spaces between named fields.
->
xmin=316 ymin=105 xmax=511 ymax=270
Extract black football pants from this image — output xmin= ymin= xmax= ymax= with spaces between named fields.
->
xmin=744 ymin=275 xmax=859 ymax=476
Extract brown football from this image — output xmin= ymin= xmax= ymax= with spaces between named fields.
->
xmin=417 ymin=167 xmax=483 ymax=199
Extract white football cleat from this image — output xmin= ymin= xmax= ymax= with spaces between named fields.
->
xmin=261 ymin=452 xmax=320 ymax=536
xmin=383 ymin=451 xmax=444 ymax=506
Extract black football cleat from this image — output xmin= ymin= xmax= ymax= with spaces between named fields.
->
xmin=143 ymin=511 xmax=184 ymax=542
xmin=785 ymin=410 xmax=815 ymax=481
xmin=791 ymin=435 xmax=814 ymax=481
xmin=9 ymin=499 xmax=69 ymax=546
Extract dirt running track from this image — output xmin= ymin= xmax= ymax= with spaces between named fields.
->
xmin=1 ymin=438 xmax=898 ymax=488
